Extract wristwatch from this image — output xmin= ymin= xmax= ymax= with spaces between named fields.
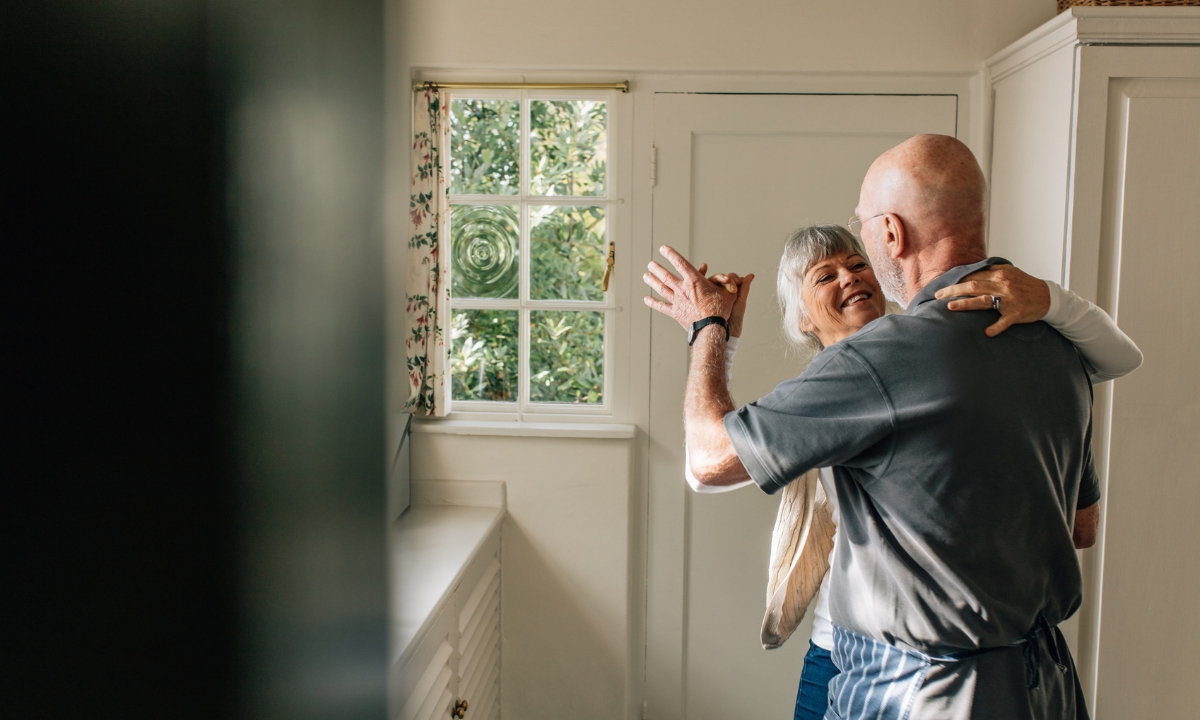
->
xmin=688 ymin=316 xmax=730 ymax=345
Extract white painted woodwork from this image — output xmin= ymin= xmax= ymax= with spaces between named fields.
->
xmin=393 ymin=504 xmax=503 ymax=720
xmin=458 ymin=558 xmax=502 ymax=720
xmin=411 ymin=480 xmax=508 ymax=509
xmin=390 ymin=412 xmax=413 ymax=522
xmin=411 ymin=419 xmax=636 ymax=439
xmin=986 ymin=8 xmax=1200 ymax=716
xmin=392 ymin=505 xmax=503 ymax=667
xmin=646 ymin=92 xmax=957 ymax=720
xmin=988 ymin=44 xmax=1075 ymax=283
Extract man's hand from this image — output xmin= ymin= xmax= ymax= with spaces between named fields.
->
xmin=935 ymin=264 xmax=1051 ymax=337
xmin=643 ymin=245 xmax=738 ymax=331
xmin=1073 ymin=502 xmax=1099 ymax=549
xmin=708 ymin=273 xmax=755 ymax=338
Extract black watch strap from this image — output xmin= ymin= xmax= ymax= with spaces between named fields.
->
xmin=688 ymin=316 xmax=730 ymax=345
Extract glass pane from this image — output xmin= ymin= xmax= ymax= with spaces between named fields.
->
xmin=530 ymin=100 xmax=606 ymax=196
xmin=530 ymin=206 xmax=606 ymax=301
xmin=530 ymin=311 xmax=604 ymax=404
xmin=451 ymin=205 xmax=519 ymax=299
xmin=450 ymin=310 xmax=519 ymax=402
xmin=450 ymin=99 xmax=519 ymax=195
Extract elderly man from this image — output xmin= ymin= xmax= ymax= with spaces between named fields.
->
xmin=646 ymin=135 xmax=1098 ymax=719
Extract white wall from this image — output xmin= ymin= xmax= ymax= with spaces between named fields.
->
xmin=401 ymin=0 xmax=1054 ymax=74
xmin=412 ymin=435 xmax=634 ymax=719
xmin=387 ymin=3 xmax=1060 ymax=720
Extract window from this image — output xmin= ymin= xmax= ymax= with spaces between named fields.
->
xmin=446 ymin=92 xmax=614 ymax=413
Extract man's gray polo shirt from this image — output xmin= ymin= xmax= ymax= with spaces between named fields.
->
xmin=725 ymin=258 xmax=1100 ymax=656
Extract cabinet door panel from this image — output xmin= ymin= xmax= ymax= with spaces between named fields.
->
xmin=458 ymin=550 xmax=501 ymax=720
xmin=400 ymin=638 xmax=455 ymax=720
xmin=1094 ymin=69 xmax=1200 ymax=718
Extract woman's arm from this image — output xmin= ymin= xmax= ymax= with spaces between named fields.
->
xmin=1042 ymin=280 xmax=1143 ymax=383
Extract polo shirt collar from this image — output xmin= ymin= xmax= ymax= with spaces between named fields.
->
xmin=905 ymin=257 xmax=1012 ymax=314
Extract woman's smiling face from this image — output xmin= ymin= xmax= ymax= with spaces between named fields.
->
xmin=800 ymin=251 xmax=888 ymax=347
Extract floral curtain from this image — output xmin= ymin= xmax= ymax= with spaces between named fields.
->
xmin=406 ymin=90 xmax=451 ymax=415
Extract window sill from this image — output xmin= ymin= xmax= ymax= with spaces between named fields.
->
xmin=411 ymin=418 xmax=636 ymax=439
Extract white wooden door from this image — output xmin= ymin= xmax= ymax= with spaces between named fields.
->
xmin=1079 ymin=47 xmax=1200 ymax=718
xmin=645 ymin=93 xmax=958 ymax=720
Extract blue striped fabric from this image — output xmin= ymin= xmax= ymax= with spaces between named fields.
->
xmin=825 ymin=626 xmax=929 ymax=720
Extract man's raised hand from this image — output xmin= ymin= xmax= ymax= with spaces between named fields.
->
xmin=643 ymin=245 xmax=739 ymax=332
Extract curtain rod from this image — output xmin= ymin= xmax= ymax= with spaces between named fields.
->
xmin=413 ymin=81 xmax=629 ymax=93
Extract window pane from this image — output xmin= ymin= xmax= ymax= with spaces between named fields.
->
xmin=529 ymin=311 xmax=604 ymax=404
xmin=451 ymin=204 xmax=519 ymax=299
xmin=530 ymin=100 xmax=606 ymax=196
xmin=450 ymin=310 xmax=519 ymax=402
xmin=530 ymin=206 xmax=606 ymax=301
xmin=450 ymin=99 xmax=519 ymax=195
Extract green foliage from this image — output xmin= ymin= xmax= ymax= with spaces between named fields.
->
xmin=447 ymin=98 xmax=608 ymax=405
xmin=450 ymin=310 xmax=519 ymax=402
xmin=450 ymin=310 xmax=605 ymax=405
xmin=450 ymin=99 xmax=519 ymax=195
xmin=530 ymin=311 xmax=604 ymax=404
xmin=531 ymin=100 xmax=607 ymax=196
xmin=530 ymin=206 xmax=605 ymax=301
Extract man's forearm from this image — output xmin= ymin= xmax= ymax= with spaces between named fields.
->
xmin=685 ymin=325 xmax=751 ymax=485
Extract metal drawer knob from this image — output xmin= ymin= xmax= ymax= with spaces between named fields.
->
xmin=453 ymin=699 xmax=468 ymax=718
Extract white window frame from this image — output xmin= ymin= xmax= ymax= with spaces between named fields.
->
xmin=446 ymin=89 xmax=618 ymax=418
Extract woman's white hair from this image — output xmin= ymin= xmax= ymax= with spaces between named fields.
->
xmin=776 ymin=223 xmax=868 ymax=354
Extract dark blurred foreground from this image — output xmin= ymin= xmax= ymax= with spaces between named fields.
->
xmin=3 ymin=1 xmax=390 ymax=717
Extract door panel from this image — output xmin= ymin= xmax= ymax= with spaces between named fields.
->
xmin=1094 ymin=70 xmax=1200 ymax=718
xmin=646 ymin=94 xmax=958 ymax=720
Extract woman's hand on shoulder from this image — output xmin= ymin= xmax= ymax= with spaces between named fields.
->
xmin=935 ymin=264 xmax=1050 ymax=337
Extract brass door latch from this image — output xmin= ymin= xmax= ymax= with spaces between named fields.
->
xmin=601 ymin=242 xmax=615 ymax=292
xmin=452 ymin=699 xmax=468 ymax=718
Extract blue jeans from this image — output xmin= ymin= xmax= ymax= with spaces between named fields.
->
xmin=794 ymin=641 xmax=838 ymax=720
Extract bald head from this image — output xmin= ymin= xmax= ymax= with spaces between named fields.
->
xmin=859 ymin=134 xmax=987 ymax=250
xmin=856 ymin=135 xmax=988 ymax=303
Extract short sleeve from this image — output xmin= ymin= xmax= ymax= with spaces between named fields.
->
xmin=724 ymin=345 xmax=896 ymax=495
xmin=1077 ymin=438 xmax=1101 ymax=510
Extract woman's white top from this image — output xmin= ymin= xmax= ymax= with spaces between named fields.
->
xmin=685 ymin=279 xmax=1143 ymax=650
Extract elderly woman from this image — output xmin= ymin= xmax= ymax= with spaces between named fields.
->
xmin=655 ymin=224 xmax=1142 ymax=720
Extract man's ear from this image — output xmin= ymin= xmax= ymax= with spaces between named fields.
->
xmin=882 ymin=213 xmax=906 ymax=259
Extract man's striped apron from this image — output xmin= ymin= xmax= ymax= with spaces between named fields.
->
xmin=824 ymin=614 xmax=1073 ymax=720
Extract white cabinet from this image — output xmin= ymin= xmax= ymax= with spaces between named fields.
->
xmin=986 ymin=8 xmax=1200 ymax=717
xmin=456 ymin=556 xmax=501 ymax=720
xmin=393 ymin=505 xmax=503 ymax=720
xmin=398 ymin=611 xmax=457 ymax=720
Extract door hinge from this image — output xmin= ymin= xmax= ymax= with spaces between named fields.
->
xmin=650 ymin=145 xmax=657 ymax=187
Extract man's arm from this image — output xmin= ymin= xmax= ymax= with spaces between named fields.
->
xmin=685 ymin=325 xmax=752 ymax=486
xmin=642 ymin=245 xmax=751 ymax=487
xmin=1073 ymin=502 xmax=1099 ymax=549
